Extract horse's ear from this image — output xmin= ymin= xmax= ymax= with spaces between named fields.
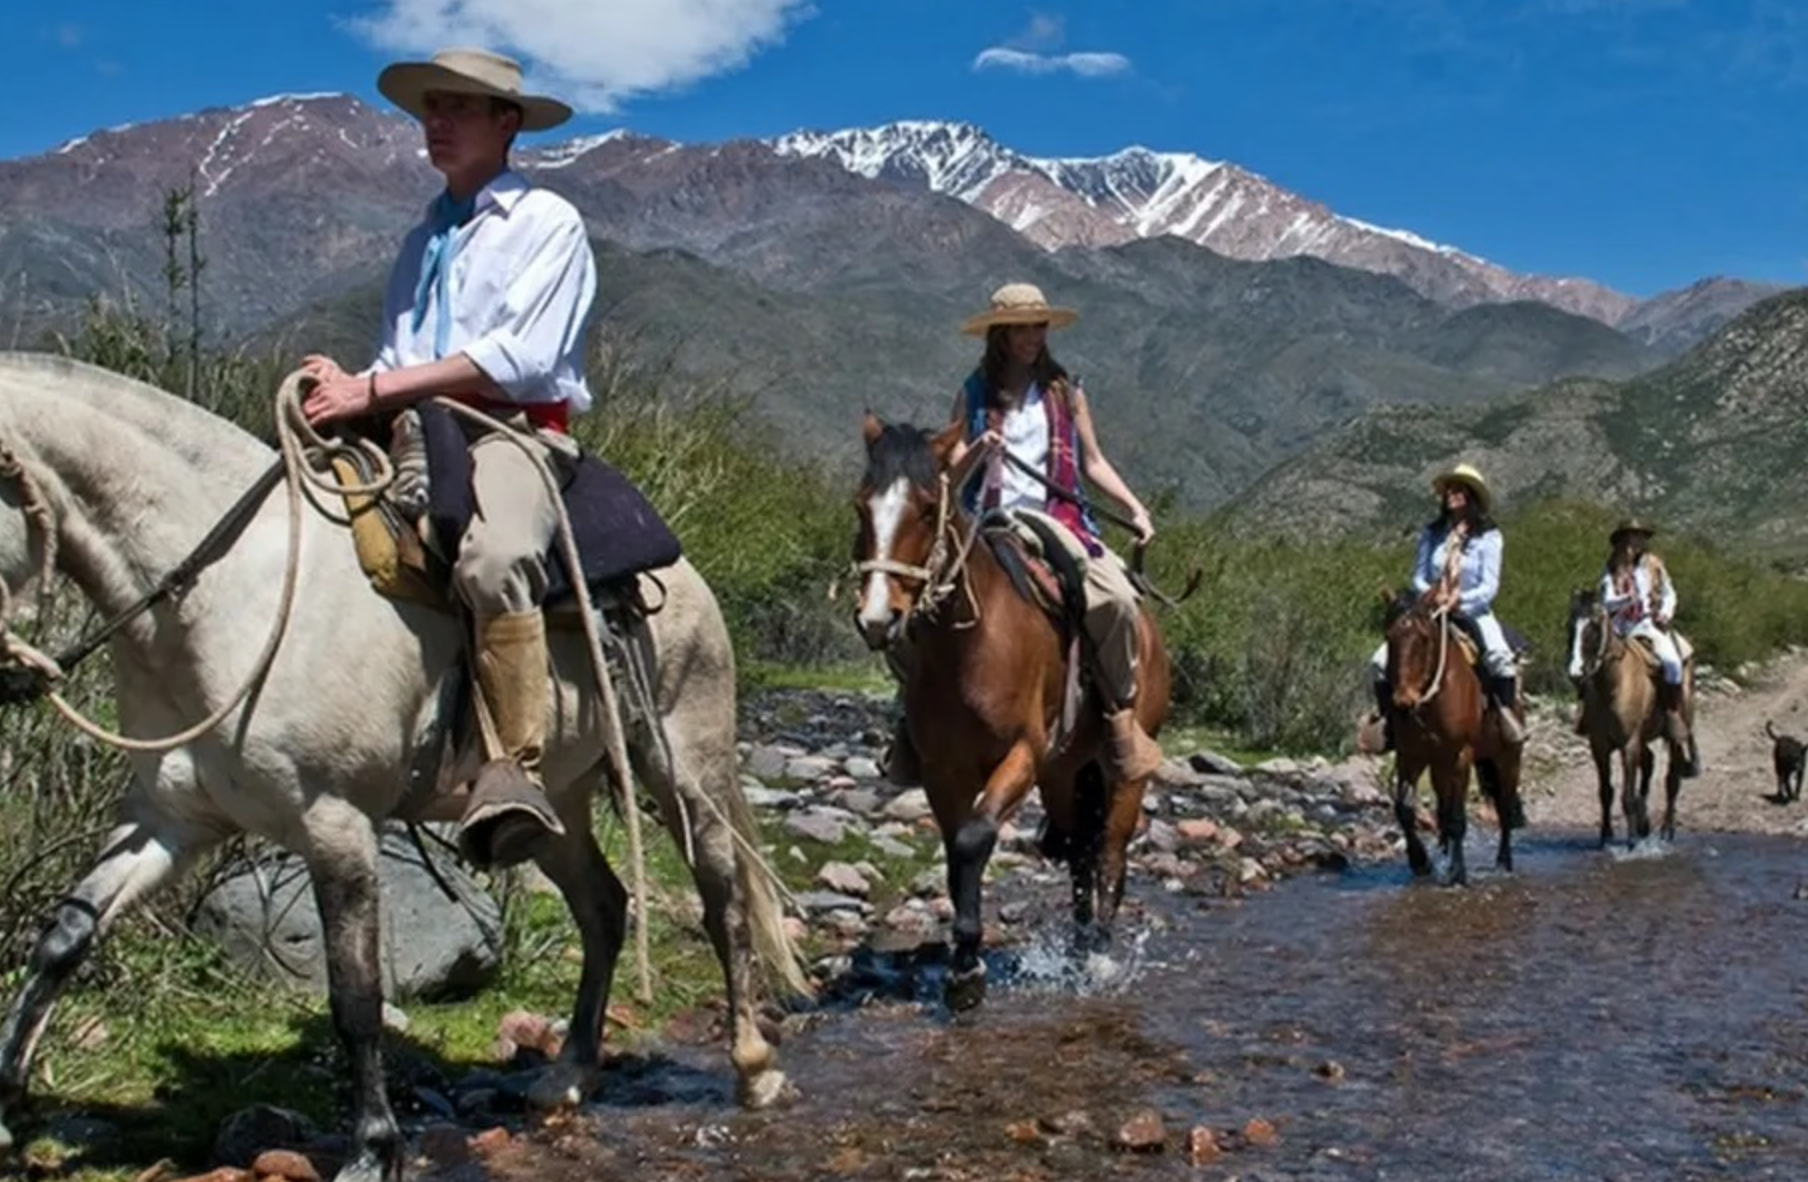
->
xmin=862 ymin=411 xmax=884 ymax=448
xmin=929 ymin=420 xmax=964 ymax=468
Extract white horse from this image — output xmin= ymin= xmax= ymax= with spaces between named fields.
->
xmin=0 ymin=353 xmax=807 ymax=1182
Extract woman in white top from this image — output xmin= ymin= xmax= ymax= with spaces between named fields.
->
xmin=1361 ymin=463 xmax=1525 ymax=753
xmin=883 ymin=282 xmax=1161 ymax=787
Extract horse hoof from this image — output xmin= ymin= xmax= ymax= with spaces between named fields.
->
xmin=738 ymin=1068 xmax=794 ymax=1110
xmin=527 ymin=1062 xmax=602 ymax=1112
xmin=945 ymin=964 xmax=987 ymax=1013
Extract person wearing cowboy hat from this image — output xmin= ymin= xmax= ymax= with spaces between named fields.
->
xmin=882 ymin=281 xmax=1162 ymax=787
xmin=296 ymin=48 xmax=599 ymax=868
xmin=1360 ymin=462 xmax=1527 ymax=754
xmin=1570 ymin=518 xmax=1699 ymax=774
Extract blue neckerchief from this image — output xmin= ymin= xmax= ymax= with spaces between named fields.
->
xmin=411 ymin=190 xmax=478 ymax=358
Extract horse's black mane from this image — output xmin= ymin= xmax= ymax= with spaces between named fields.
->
xmin=863 ymin=421 xmax=941 ymax=492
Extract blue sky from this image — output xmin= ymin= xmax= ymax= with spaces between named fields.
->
xmin=11 ymin=0 xmax=1806 ymax=298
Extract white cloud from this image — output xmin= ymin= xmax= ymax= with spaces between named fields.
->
xmin=974 ymin=13 xmax=1130 ymax=79
xmin=973 ymin=48 xmax=1131 ymax=77
xmin=348 ymin=0 xmax=816 ymax=113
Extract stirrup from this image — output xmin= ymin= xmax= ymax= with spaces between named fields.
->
xmin=458 ymin=759 xmax=567 ymax=869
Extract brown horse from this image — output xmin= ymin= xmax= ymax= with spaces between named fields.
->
xmin=1565 ymin=587 xmax=1691 ymax=847
xmin=852 ymin=415 xmax=1171 ymax=1010
xmin=1381 ymin=590 xmax=1524 ymax=885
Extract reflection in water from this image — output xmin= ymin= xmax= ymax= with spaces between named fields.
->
xmin=473 ymin=831 xmax=1808 ymax=1181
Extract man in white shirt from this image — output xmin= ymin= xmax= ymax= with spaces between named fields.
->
xmin=299 ymin=48 xmax=599 ymax=868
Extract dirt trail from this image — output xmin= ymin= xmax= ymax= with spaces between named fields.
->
xmin=1520 ymin=649 xmax=1808 ymax=838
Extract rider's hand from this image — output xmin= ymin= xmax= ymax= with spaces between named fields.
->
xmin=1129 ymin=507 xmax=1155 ymax=546
xmin=299 ymin=354 xmax=346 ymax=383
xmin=302 ymin=373 xmax=373 ymax=426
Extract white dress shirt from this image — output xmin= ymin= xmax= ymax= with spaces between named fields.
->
xmin=373 ymin=169 xmax=597 ymax=414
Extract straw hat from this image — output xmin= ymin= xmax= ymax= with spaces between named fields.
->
xmin=959 ymin=283 xmax=1079 ymax=337
xmin=1431 ymin=463 xmax=1491 ymax=514
xmin=378 ymin=48 xmax=573 ymax=132
xmin=1610 ymin=518 xmax=1656 ymax=545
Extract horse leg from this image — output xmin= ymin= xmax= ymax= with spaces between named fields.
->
xmin=300 ymin=801 xmax=401 ymax=1182
xmin=1635 ymin=745 xmax=1656 ymax=844
xmin=522 ymin=786 xmax=626 ymax=1114
xmin=1619 ymin=744 xmax=1644 ymax=849
xmin=1593 ymin=746 xmax=1615 ymax=849
xmin=1476 ymin=760 xmax=1512 ymax=873
xmin=0 ymin=813 xmax=204 ymax=1154
xmin=940 ymin=742 xmax=1038 ymax=1013
xmin=1660 ymin=746 xmax=1682 ymax=843
xmin=1439 ymin=752 xmax=1471 ymax=887
xmin=1391 ymin=760 xmax=1431 ymax=877
xmin=1062 ymin=765 xmax=1107 ymax=953
xmin=1094 ymin=768 xmax=1148 ymax=933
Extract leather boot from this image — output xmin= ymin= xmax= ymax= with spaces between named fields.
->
xmin=1660 ymin=681 xmax=1701 ymax=777
xmin=1492 ymin=675 xmax=1526 ymax=746
xmin=884 ymin=715 xmax=922 ymax=788
xmin=1357 ymin=679 xmax=1394 ymax=755
xmin=1103 ymin=708 xmax=1164 ymax=782
xmin=458 ymin=611 xmax=567 ymax=869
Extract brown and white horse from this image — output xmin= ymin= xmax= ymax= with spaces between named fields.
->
xmin=851 ymin=415 xmax=1170 ymax=1010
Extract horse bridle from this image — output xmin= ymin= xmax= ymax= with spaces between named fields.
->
xmin=852 ymin=470 xmax=982 ymax=629
xmin=1574 ymin=604 xmax=1615 ymax=679
xmin=1396 ymin=603 xmax=1454 ymax=709
xmin=0 ymin=436 xmax=287 ymax=706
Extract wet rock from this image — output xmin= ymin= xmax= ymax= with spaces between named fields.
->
xmin=248 ymin=1149 xmax=320 ymax=1182
xmin=881 ymin=901 xmax=938 ymax=935
xmin=998 ymin=899 xmax=1032 ymax=924
xmin=837 ymin=787 xmax=884 ymax=817
xmin=1039 ymin=1110 xmax=1097 ymax=1139
xmin=1113 ymin=1108 xmax=1168 ymax=1152
xmin=1314 ymin=1059 xmax=1347 ymax=1081
xmin=1244 ymin=1116 xmax=1280 ymax=1146
xmin=1187 ymin=1125 xmax=1223 ymax=1165
xmin=1144 ymin=819 xmax=1181 ymax=854
xmin=469 ymin=1127 xmax=512 ymax=1156
xmin=843 ymin=755 xmax=883 ymax=780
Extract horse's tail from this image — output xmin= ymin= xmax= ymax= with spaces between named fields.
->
xmin=1767 ymin=719 xmax=1780 ymax=742
xmin=723 ymin=776 xmax=815 ymax=1002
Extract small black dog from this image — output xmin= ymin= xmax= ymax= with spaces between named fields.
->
xmin=1765 ymin=720 xmax=1806 ymax=803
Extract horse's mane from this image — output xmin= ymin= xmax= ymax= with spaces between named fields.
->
xmin=0 ymin=352 xmax=272 ymax=479
xmin=862 ymin=421 xmax=940 ymax=492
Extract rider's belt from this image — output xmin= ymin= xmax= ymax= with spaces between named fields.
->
xmin=440 ymin=392 xmax=570 ymax=434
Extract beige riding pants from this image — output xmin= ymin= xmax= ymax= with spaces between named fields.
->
xmin=453 ymin=422 xmax=572 ymax=617
xmin=1013 ymin=508 xmax=1142 ymax=708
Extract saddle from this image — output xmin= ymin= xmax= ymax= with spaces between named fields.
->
xmin=332 ymin=403 xmax=683 ymax=616
xmin=979 ymin=510 xmax=1087 ymax=638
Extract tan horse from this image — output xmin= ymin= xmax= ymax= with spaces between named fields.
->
xmin=1381 ymin=590 xmax=1524 ymax=885
xmin=852 ymin=415 xmax=1170 ymax=1010
xmin=1565 ymin=587 xmax=1692 ymax=847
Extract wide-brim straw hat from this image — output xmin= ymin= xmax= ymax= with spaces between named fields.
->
xmin=959 ymin=283 xmax=1079 ymax=337
xmin=1610 ymin=518 xmax=1657 ymax=545
xmin=1431 ymin=463 xmax=1491 ymax=514
xmin=378 ymin=48 xmax=573 ymax=132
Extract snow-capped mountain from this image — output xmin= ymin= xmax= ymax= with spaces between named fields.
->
xmin=770 ymin=121 xmax=1637 ymax=324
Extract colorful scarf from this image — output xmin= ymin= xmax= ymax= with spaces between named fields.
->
xmin=960 ymin=371 xmax=1102 ymax=556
